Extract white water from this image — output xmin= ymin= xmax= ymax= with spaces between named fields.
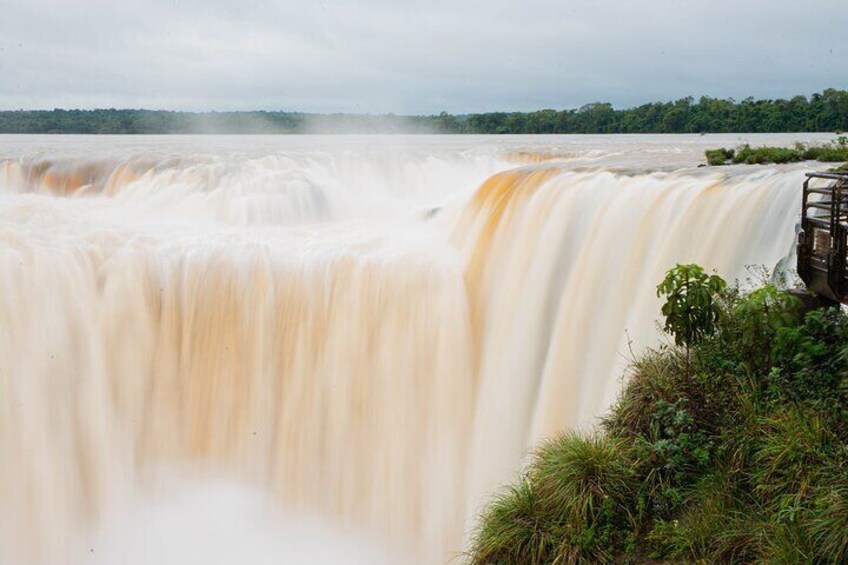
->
xmin=0 ymin=134 xmax=829 ymax=563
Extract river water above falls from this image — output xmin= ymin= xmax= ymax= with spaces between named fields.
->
xmin=0 ymin=133 xmax=832 ymax=563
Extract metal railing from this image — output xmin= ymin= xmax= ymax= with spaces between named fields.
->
xmin=798 ymin=171 xmax=848 ymax=303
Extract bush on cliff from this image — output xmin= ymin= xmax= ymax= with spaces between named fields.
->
xmin=467 ymin=265 xmax=848 ymax=564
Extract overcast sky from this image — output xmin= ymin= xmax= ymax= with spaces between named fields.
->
xmin=0 ymin=0 xmax=845 ymax=113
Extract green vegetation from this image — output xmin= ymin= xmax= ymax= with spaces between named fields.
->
xmin=2 ymin=89 xmax=848 ymax=134
xmin=657 ymin=264 xmax=726 ymax=350
xmin=468 ymin=265 xmax=848 ymax=564
xmin=705 ymin=148 xmax=735 ymax=166
xmin=705 ymin=136 xmax=848 ymax=166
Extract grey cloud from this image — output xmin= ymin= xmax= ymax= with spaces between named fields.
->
xmin=0 ymin=0 xmax=845 ymax=113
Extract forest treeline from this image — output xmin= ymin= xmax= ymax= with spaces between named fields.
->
xmin=2 ymin=88 xmax=847 ymax=134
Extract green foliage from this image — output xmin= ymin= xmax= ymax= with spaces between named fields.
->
xmin=605 ymin=350 xmax=689 ymax=440
xmin=468 ymin=265 xmax=848 ymax=564
xmin=733 ymin=144 xmax=800 ymax=164
xmin=635 ymin=398 xmax=713 ymax=481
xmin=800 ymin=141 xmax=848 ymax=162
xmin=810 ymin=467 xmax=848 ymax=564
xmin=469 ymin=478 xmax=566 ymax=565
xmin=705 ymin=138 xmax=848 ymax=167
xmin=469 ymin=435 xmax=639 ymax=564
xmin=770 ymin=308 xmax=848 ymax=426
xmin=532 ymin=435 xmax=635 ymax=525
xmin=732 ymin=285 xmax=801 ymax=370
xmin=657 ymin=264 xmax=727 ymax=348
xmin=646 ymin=472 xmax=763 ymax=562
xmin=751 ymin=409 xmax=836 ymax=504
xmin=705 ymin=147 xmax=735 ymax=165
xmin=533 ymin=435 xmax=639 ymax=560
xmin=735 ymin=285 xmax=800 ymax=348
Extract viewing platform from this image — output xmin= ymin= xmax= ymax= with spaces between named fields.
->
xmin=798 ymin=171 xmax=848 ymax=304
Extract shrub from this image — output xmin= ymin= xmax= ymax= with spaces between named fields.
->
xmin=732 ymin=285 xmax=801 ymax=371
xmin=805 ymin=144 xmax=848 ymax=162
xmin=656 ymin=264 xmax=726 ymax=349
xmin=705 ymin=148 xmax=734 ymax=166
xmin=810 ymin=468 xmax=848 ymax=563
xmin=735 ymin=286 xmax=800 ymax=350
xmin=770 ymin=308 xmax=848 ymax=426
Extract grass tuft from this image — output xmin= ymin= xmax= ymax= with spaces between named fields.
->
xmin=469 ymin=478 xmax=566 ymax=565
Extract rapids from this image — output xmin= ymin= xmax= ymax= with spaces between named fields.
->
xmin=0 ymin=134 xmax=830 ymax=563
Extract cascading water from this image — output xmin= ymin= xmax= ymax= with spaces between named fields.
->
xmin=0 ymin=134 xmax=824 ymax=564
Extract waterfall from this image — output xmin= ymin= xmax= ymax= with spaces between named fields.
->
xmin=0 ymin=136 xmax=807 ymax=563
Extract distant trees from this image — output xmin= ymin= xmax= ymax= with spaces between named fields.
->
xmin=1 ymin=89 xmax=847 ymax=134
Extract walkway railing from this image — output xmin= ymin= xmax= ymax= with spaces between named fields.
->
xmin=798 ymin=171 xmax=848 ymax=303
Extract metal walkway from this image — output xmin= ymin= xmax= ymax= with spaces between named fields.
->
xmin=798 ymin=171 xmax=848 ymax=303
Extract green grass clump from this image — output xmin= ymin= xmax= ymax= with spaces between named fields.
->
xmin=468 ymin=435 xmax=639 ymax=564
xmin=734 ymin=145 xmax=801 ymax=164
xmin=467 ymin=270 xmax=848 ymax=564
xmin=810 ymin=470 xmax=848 ymax=563
xmin=469 ymin=478 xmax=566 ymax=564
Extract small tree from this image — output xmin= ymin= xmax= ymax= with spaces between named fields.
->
xmin=657 ymin=264 xmax=727 ymax=362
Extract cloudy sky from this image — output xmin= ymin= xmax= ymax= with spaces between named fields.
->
xmin=0 ymin=0 xmax=845 ymax=113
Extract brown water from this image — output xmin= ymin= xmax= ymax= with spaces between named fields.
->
xmin=0 ymin=133 xmax=828 ymax=563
